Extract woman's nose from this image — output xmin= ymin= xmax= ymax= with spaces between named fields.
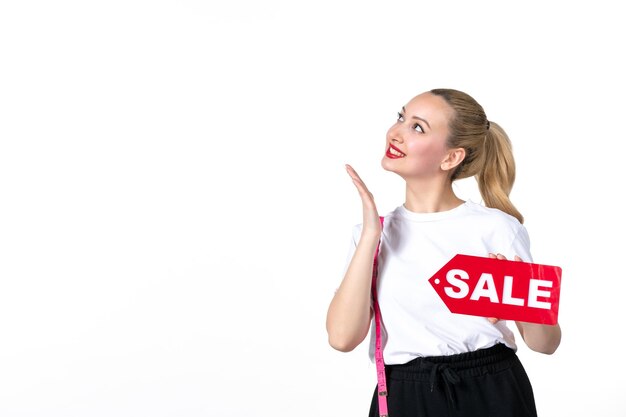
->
xmin=388 ymin=124 xmax=404 ymax=143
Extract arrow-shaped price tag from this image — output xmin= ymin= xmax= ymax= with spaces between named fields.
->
xmin=428 ymin=254 xmax=562 ymax=325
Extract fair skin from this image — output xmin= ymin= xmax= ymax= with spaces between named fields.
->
xmin=326 ymin=92 xmax=561 ymax=354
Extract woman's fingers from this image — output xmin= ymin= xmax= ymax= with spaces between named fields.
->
xmin=485 ymin=253 xmax=523 ymax=324
xmin=346 ymin=165 xmax=372 ymax=195
xmin=345 ymin=165 xmax=375 ymax=204
xmin=345 ymin=164 xmax=360 ymax=181
xmin=487 ymin=253 xmax=523 ymax=262
xmin=345 ymin=164 xmax=381 ymax=235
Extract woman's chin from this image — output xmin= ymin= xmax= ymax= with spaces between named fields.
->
xmin=381 ymin=157 xmax=396 ymax=172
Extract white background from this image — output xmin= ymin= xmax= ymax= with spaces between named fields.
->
xmin=1 ymin=1 xmax=624 ymax=416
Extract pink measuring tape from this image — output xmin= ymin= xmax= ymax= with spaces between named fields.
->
xmin=372 ymin=216 xmax=388 ymax=417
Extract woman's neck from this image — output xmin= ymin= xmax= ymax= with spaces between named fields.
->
xmin=403 ymin=180 xmax=464 ymax=213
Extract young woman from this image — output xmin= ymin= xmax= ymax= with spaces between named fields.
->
xmin=326 ymin=88 xmax=561 ymax=417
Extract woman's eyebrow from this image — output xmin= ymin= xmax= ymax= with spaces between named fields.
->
xmin=402 ymin=106 xmax=431 ymax=129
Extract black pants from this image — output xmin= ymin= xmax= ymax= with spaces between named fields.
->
xmin=368 ymin=343 xmax=537 ymax=417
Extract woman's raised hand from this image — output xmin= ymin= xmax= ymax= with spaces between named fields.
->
xmin=345 ymin=164 xmax=382 ymax=239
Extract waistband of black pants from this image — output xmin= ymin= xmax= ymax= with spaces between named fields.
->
xmin=385 ymin=343 xmax=519 ymax=410
xmin=386 ymin=343 xmax=518 ymax=381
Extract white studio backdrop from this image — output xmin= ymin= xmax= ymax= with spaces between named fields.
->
xmin=0 ymin=1 xmax=624 ymax=416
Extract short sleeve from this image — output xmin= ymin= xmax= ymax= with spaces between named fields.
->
xmin=508 ymin=224 xmax=533 ymax=263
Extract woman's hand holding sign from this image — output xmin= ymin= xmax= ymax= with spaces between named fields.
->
xmin=486 ymin=252 xmax=522 ymax=324
xmin=484 ymin=252 xmax=562 ymax=354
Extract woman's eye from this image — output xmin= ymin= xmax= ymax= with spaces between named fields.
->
xmin=397 ymin=112 xmax=423 ymax=133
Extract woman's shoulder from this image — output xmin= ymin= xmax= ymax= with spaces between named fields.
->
xmin=463 ymin=200 xmax=524 ymax=230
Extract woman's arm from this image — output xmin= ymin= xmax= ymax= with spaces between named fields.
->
xmin=515 ymin=321 xmax=561 ymax=354
xmin=488 ymin=253 xmax=562 ymax=354
xmin=326 ymin=233 xmax=379 ymax=352
xmin=326 ymin=165 xmax=382 ymax=352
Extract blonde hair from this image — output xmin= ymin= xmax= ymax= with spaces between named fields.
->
xmin=430 ymin=88 xmax=524 ymax=224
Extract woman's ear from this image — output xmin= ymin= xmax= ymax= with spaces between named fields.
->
xmin=440 ymin=148 xmax=466 ymax=172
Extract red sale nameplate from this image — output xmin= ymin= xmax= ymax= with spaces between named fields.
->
xmin=428 ymin=254 xmax=562 ymax=325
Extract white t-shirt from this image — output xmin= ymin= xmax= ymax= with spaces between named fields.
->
xmin=343 ymin=200 xmax=533 ymax=365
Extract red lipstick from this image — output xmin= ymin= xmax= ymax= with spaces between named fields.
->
xmin=385 ymin=144 xmax=406 ymax=159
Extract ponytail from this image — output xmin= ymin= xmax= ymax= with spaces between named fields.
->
xmin=477 ymin=121 xmax=523 ymax=224
xmin=430 ymin=89 xmax=524 ymax=224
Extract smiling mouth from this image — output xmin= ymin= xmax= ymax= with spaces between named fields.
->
xmin=386 ymin=144 xmax=406 ymax=158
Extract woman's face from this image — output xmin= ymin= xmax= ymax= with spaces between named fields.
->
xmin=381 ymin=92 xmax=456 ymax=180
